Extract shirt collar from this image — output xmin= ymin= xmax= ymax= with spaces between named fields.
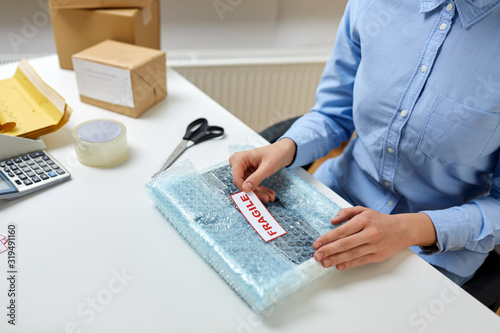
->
xmin=420 ymin=0 xmax=500 ymax=29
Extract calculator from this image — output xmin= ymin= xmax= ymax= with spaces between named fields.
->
xmin=0 ymin=150 xmax=71 ymax=200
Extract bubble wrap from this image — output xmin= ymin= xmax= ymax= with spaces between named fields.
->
xmin=146 ymin=161 xmax=341 ymax=313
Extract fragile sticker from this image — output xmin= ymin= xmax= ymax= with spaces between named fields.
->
xmin=231 ymin=191 xmax=286 ymax=242
xmin=0 ymin=234 xmax=7 ymax=254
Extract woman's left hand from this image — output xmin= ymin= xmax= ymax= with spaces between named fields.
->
xmin=312 ymin=206 xmax=437 ymax=270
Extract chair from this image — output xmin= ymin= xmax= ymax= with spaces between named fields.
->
xmin=260 ymin=118 xmax=500 ymax=313
xmin=259 ymin=116 xmax=301 ymax=143
xmin=462 ymin=249 xmax=500 ymax=312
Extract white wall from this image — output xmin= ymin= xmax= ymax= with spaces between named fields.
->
xmin=1 ymin=0 xmax=57 ymax=55
xmin=0 ymin=0 xmax=346 ymax=56
xmin=275 ymin=0 xmax=347 ymax=47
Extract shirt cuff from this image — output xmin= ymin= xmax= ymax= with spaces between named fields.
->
xmin=420 ymin=208 xmax=471 ymax=253
xmin=419 ymin=241 xmax=441 ymax=255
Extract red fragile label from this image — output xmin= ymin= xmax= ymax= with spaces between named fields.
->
xmin=231 ymin=190 xmax=286 ymax=242
xmin=0 ymin=234 xmax=7 ymax=254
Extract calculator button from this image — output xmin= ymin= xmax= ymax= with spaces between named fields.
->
xmin=29 ymin=151 xmax=45 ymax=158
xmin=43 ymin=166 xmax=52 ymax=172
xmin=56 ymin=169 xmax=66 ymax=175
xmin=0 ymin=162 xmax=5 ymax=167
xmin=14 ymin=169 xmax=23 ymax=175
xmin=15 ymin=180 xmax=21 ymax=185
xmin=17 ymin=162 xmax=26 ymax=168
xmin=26 ymin=171 xmax=35 ymax=177
xmin=3 ymin=167 xmax=9 ymax=173
xmin=31 ymin=164 xmax=40 ymax=170
xmin=46 ymin=159 xmax=55 ymax=165
xmin=22 ymin=155 xmax=30 ymax=161
xmin=52 ymin=164 xmax=60 ymax=169
xmin=10 ymin=164 xmax=18 ymax=170
xmin=13 ymin=157 xmax=22 ymax=163
xmin=40 ymin=174 xmax=49 ymax=180
xmin=23 ymin=179 xmax=33 ymax=185
xmin=42 ymin=155 xmax=50 ymax=161
xmin=38 ymin=162 xmax=47 ymax=167
xmin=47 ymin=171 xmax=57 ymax=178
xmin=5 ymin=160 xmax=13 ymax=166
xmin=18 ymin=174 xmax=27 ymax=180
xmin=22 ymin=167 xmax=31 ymax=173
xmin=32 ymin=176 xmax=41 ymax=183
xmin=35 ymin=169 xmax=44 ymax=175
xmin=34 ymin=157 xmax=43 ymax=163
xmin=8 ymin=172 xmax=14 ymax=177
xmin=26 ymin=160 xmax=35 ymax=165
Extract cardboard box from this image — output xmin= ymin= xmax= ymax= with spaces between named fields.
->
xmin=49 ymin=0 xmax=153 ymax=9
xmin=50 ymin=0 xmax=160 ymax=70
xmin=72 ymin=40 xmax=167 ymax=118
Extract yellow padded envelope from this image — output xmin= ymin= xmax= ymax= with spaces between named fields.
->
xmin=0 ymin=60 xmax=72 ymax=138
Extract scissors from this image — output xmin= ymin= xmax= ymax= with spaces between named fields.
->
xmin=152 ymin=118 xmax=224 ymax=178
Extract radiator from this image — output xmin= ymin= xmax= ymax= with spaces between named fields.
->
xmin=167 ymin=47 xmax=331 ymax=133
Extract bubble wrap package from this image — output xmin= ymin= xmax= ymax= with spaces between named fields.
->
xmin=146 ymin=161 xmax=342 ymax=313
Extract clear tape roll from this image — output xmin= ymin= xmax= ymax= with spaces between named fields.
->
xmin=73 ymin=119 xmax=128 ymax=168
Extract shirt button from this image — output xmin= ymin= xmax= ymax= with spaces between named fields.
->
xmin=384 ymin=181 xmax=390 ymax=188
xmin=447 ymin=3 xmax=453 ymax=10
xmin=440 ymin=23 xmax=447 ymax=30
xmin=421 ymin=65 xmax=427 ymax=73
xmin=387 ymin=147 xmax=394 ymax=154
xmin=400 ymin=110 xmax=407 ymax=117
xmin=388 ymin=200 xmax=394 ymax=207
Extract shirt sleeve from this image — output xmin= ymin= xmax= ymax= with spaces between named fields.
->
xmin=279 ymin=0 xmax=362 ymax=169
xmin=422 ymin=158 xmax=500 ymax=254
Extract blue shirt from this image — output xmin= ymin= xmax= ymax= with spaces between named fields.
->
xmin=282 ymin=0 xmax=500 ymax=277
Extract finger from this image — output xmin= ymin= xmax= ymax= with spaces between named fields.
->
xmin=330 ymin=206 xmax=368 ymax=225
xmin=313 ymin=216 xmax=365 ymax=250
xmin=242 ymin=161 xmax=275 ymax=193
xmin=313 ymin=227 xmax=368 ymax=262
xmin=334 ymin=253 xmax=378 ymax=271
xmin=229 ymin=153 xmax=248 ymax=190
xmin=317 ymin=243 xmax=372 ymax=268
xmin=254 ymin=186 xmax=276 ymax=203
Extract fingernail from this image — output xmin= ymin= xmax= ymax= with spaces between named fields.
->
xmin=324 ymin=259 xmax=332 ymax=267
xmin=313 ymin=241 xmax=322 ymax=250
xmin=315 ymin=252 xmax=324 ymax=261
xmin=246 ymin=182 xmax=253 ymax=191
xmin=337 ymin=264 xmax=345 ymax=271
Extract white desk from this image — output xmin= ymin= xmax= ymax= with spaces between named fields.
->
xmin=0 ymin=55 xmax=499 ymax=333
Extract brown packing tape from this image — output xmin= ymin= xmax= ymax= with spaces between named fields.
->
xmin=49 ymin=0 xmax=154 ymax=9
xmin=131 ymin=3 xmax=160 ymax=49
xmin=133 ymin=55 xmax=167 ymax=100
xmin=130 ymin=66 xmax=167 ymax=113
xmin=142 ymin=4 xmax=152 ymax=26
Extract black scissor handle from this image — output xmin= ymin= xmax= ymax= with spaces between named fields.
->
xmin=192 ymin=125 xmax=224 ymax=144
xmin=183 ymin=118 xmax=225 ymax=145
xmin=183 ymin=118 xmax=208 ymax=141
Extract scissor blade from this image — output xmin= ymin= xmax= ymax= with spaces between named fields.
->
xmin=152 ymin=140 xmax=189 ymax=178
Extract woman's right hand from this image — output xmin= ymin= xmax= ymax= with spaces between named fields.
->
xmin=228 ymin=138 xmax=297 ymax=202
